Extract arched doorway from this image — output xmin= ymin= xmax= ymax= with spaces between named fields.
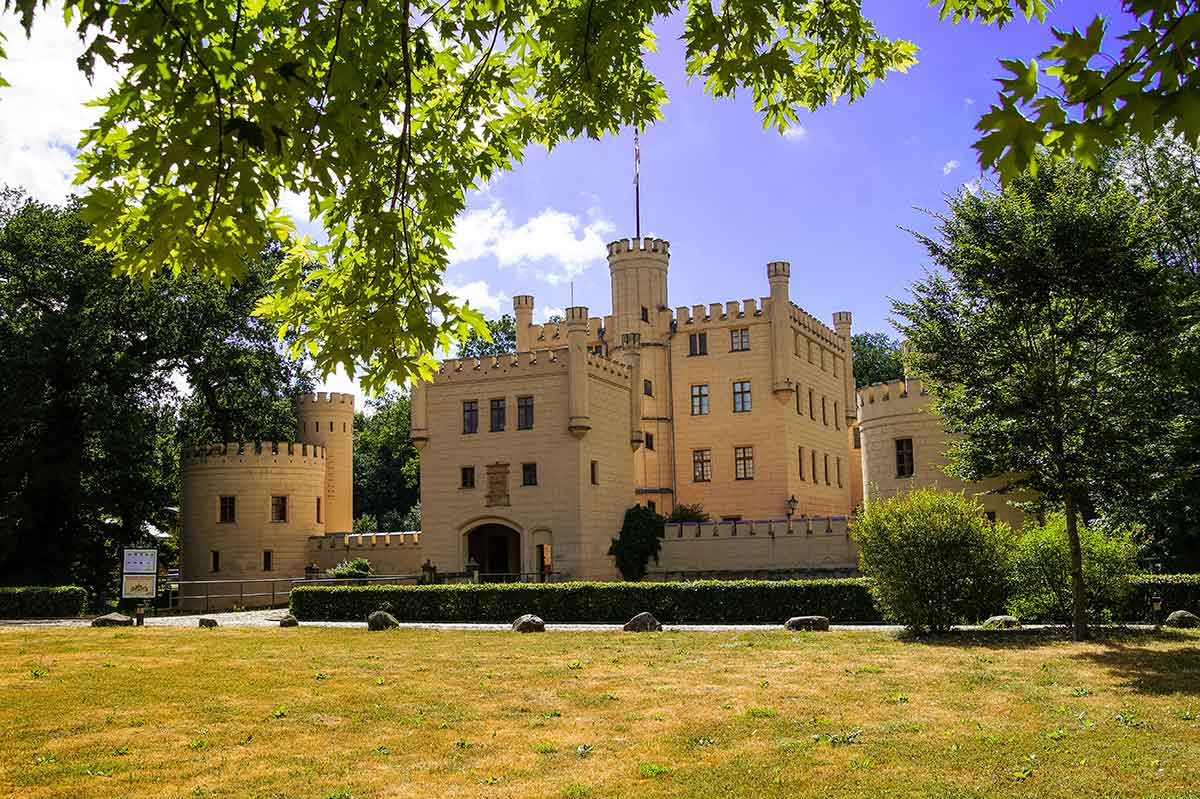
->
xmin=466 ymin=523 xmax=521 ymax=580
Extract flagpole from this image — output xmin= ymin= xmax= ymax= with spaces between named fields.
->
xmin=634 ymin=130 xmax=641 ymax=239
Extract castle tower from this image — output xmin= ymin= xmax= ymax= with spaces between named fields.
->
xmin=767 ymin=261 xmax=794 ymax=395
xmin=832 ymin=311 xmax=855 ymax=425
xmin=566 ymin=306 xmax=591 ymax=437
xmin=514 ymin=295 xmax=534 ymax=352
xmin=294 ymin=392 xmax=355 ymax=532
xmin=607 ymin=238 xmax=669 ymax=342
xmin=621 ymin=332 xmax=645 ymax=450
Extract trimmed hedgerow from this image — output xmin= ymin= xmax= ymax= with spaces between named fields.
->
xmin=0 ymin=586 xmax=88 ymax=618
xmin=290 ymin=579 xmax=882 ymax=624
xmin=1125 ymin=574 xmax=1200 ymax=621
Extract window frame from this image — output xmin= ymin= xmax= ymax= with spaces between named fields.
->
xmin=645 ymin=432 xmax=655 ymax=451
xmin=489 ymin=398 xmax=506 ymax=432
xmin=516 ymin=395 xmax=534 ymax=430
xmin=521 ymin=462 xmax=538 ymax=486
xmin=734 ymin=446 xmax=754 ymax=480
xmin=462 ymin=400 xmax=479 ymax=434
xmin=730 ymin=328 xmax=750 ymax=352
xmin=643 ymin=378 xmax=653 ymax=397
xmin=461 ymin=465 xmax=476 ymax=489
xmin=895 ymin=438 xmax=915 ymax=478
xmin=690 ymin=384 xmax=710 ymax=416
xmin=210 ymin=550 xmax=220 ymax=573
xmin=692 ymin=449 xmax=712 ymax=482
xmin=732 ymin=380 xmax=752 ymax=413
xmin=270 ymin=495 xmax=288 ymax=523
xmin=688 ymin=331 xmax=708 ymax=356
xmin=262 ymin=550 xmax=274 ymax=572
xmin=590 ymin=460 xmax=599 ymax=485
xmin=218 ymin=495 xmax=236 ymax=524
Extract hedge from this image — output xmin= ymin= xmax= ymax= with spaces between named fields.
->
xmin=1126 ymin=574 xmax=1200 ymax=621
xmin=290 ymin=579 xmax=882 ymax=624
xmin=0 ymin=586 xmax=88 ymax=618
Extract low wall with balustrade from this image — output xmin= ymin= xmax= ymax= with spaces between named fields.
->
xmin=655 ymin=517 xmax=858 ymax=577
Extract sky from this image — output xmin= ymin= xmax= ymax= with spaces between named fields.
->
xmin=0 ymin=0 xmax=1129 ymax=404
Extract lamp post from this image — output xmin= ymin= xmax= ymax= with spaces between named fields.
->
xmin=785 ymin=494 xmax=798 ymax=534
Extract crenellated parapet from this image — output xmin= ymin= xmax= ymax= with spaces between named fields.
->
xmin=528 ymin=314 xmax=613 ymax=345
xmin=607 ymin=237 xmax=670 ymax=258
xmin=856 ymin=378 xmax=932 ymax=425
xmin=293 ymin=391 xmax=355 ymax=409
xmin=182 ymin=441 xmax=327 ymax=467
xmin=434 ymin=348 xmax=569 ymax=381
xmin=788 ymin=304 xmax=845 ymax=351
xmin=671 ymin=298 xmax=768 ymax=326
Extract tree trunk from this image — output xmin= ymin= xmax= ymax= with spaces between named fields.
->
xmin=1064 ymin=492 xmax=1089 ymax=641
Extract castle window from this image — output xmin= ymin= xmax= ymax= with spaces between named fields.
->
xmin=834 ymin=401 xmax=841 ymax=429
xmin=798 ymin=447 xmax=805 ymax=480
xmin=271 ymin=495 xmax=288 ymax=523
xmin=329 ymin=420 xmax=333 ymax=432
xmin=734 ymin=446 xmax=754 ymax=480
xmin=853 ymin=426 xmax=862 ymax=449
xmin=690 ymin=384 xmax=709 ymax=416
xmin=811 ymin=450 xmax=818 ymax=483
xmin=463 ymin=400 xmax=479 ymax=434
xmin=645 ymin=432 xmax=655 ymax=451
xmin=822 ymin=396 xmax=828 ymax=426
xmin=692 ymin=449 xmax=712 ymax=482
xmin=730 ymin=328 xmax=750 ymax=352
xmin=219 ymin=496 xmax=236 ymax=524
xmin=688 ymin=332 xmax=707 ymax=356
xmin=824 ymin=454 xmax=830 ymax=485
xmin=344 ymin=422 xmax=347 ymax=432
xmin=895 ymin=438 xmax=915 ymax=478
xmin=809 ymin=389 xmax=815 ymax=420
xmin=461 ymin=466 xmax=475 ymax=489
xmin=796 ymin=388 xmax=802 ymax=415
xmin=210 ymin=550 xmax=220 ymax=573
xmin=591 ymin=460 xmax=599 ymax=485
xmin=641 ymin=306 xmax=649 ymax=322
xmin=517 ymin=396 xmax=534 ymax=430
xmin=837 ymin=457 xmax=843 ymax=488
xmin=808 ymin=341 xmax=816 ymax=363
xmin=733 ymin=380 xmax=752 ymax=413
xmin=522 ymin=462 xmax=538 ymax=486
xmin=833 ymin=357 xmax=840 ymax=377
xmin=263 ymin=550 xmax=273 ymax=572
xmin=490 ymin=398 xmax=506 ymax=432
xmin=644 ymin=379 xmax=653 ymax=396
xmin=316 ymin=497 xmax=322 ymax=524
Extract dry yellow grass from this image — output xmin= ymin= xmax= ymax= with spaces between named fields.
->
xmin=1 ymin=625 xmax=1198 ymax=798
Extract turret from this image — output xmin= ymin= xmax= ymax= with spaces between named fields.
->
xmin=410 ymin=379 xmax=428 ymax=451
xmin=514 ymin=294 xmax=534 ymax=353
xmin=621 ymin=332 xmax=645 ymax=450
xmin=833 ymin=310 xmax=855 ymax=425
xmin=294 ymin=392 xmax=355 ymax=532
xmin=767 ymin=261 xmax=794 ymax=395
xmin=566 ymin=306 xmax=591 ymax=437
xmin=607 ymin=237 xmax=670 ymax=346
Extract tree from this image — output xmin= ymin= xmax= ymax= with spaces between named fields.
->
xmin=894 ymin=156 xmax=1179 ymax=640
xmin=608 ymin=504 xmax=664 ymax=581
xmin=459 ymin=314 xmax=517 ymax=359
xmin=666 ymin=503 xmax=711 ymax=523
xmin=851 ymin=332 xmax=905 ymax=388
xmin=4 ymin=0 xmax=1186 ymax=389
xmin=353 ymin=391 xmax=420 ymax=528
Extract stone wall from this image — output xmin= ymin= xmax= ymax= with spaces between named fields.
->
xmin=655 ymin=517 xmax=858 ymax=575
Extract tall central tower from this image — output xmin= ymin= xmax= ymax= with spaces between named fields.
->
xmin=607 ymin=237 xmax=674 ymax=512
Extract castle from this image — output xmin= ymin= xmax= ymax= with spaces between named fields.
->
xmin=179 ymin=235 xmax=1024 ymax=606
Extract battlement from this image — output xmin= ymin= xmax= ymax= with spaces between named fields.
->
xmin=767 ymin=260 xmax=791 ymax=280
xmin=294 ymin=392 xmax=355 ymax=410
xmin=528 ymin=314 xmax=612 ymax=345
xmin=664 ymin=516 xmax=853 ymax=539
xmin=313 ymin=531 xmax=422 ymax=549
xmin=788 ymin=303 xmax=844 ymax=351
xmin=565 ymin=305 xmax=589 ymax=323
xmin=584 ymin=353 xmax=632 ymax=382
xmin=607 ymin=237 xmax=670 ymax=258
xmin=671 ymin=298 xmax=768 ymax=326
xmin=433 ymin=348 xmax=569 ymax=382
xmin=513 ymin=295 xmax=534 ymax=308
xmin=832 ymin=310 xmax=853 ymax=330
xmin=856 ymin=378 xmax=932 ymax=423
xmin=181 ymin=441 xmax=327 ymax=467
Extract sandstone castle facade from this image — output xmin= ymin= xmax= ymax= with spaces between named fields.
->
xmin=179 ymin=236 xmax=1023 ymax=604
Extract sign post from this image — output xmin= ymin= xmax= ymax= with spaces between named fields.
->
xmin=122 ymin=548 xmax=158 ymax=625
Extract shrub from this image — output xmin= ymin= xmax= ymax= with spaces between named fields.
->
xmin=608 ymin=505 xmax=665 ymax=581
xmin=852 ymin=489 xmax=1015 ymax=632
xmin=290 ymin=579 xmax=882 ymax=623
xmin=1008 ymin=516 xmax=1139 ymax=623
xmin=326 ymin=558 xmax=373 ymax=579
xmin=667 ymin=503 xmax=711 ymax=523
xmin=0 ymin=586 xmax=88 ymax=618
xmin=352 ymin=514 xmax=378 ymax=534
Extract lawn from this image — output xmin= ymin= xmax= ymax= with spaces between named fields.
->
xmin=1 ymin=626 xmax=1198 ymax=798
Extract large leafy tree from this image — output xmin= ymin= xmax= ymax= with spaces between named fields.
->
xmin=851 ymin=331 xmax=905 ymax=388
xmin=894 ymin=156 xmax=1179 ymax=640
xmin=353 ymin=390 xmax=420 ymax=529
xmin=459 ymin=313 xmax=517 ymax=359
xmin=2 ymin=0 xmax=1188 ymax=389
xmin=0 ymin=192 xmax=311 ymax=600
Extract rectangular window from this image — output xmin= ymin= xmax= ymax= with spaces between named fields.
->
xmin=798 ymin=447 xmax=805 ymax=480
xmin=210 ymin=550 xmax=220 ymax=573
xmin=690 ymin=384 xmax=710 ymax=416
xmin=263 ymin=550 xmax=273 ymax=572
xmin=590 ymin=460 xmax=599 ymax=485
xmin=735 ymin=446 xmax=754 ymax=480
xmin=692 ymin=449 xmax=712 ymax=482
xmin=643 ymin=379 xmax=653 ymax=396
xmin=809 ymin=389 xmax=815 ymax=420
xmin=853 ymin=426 xmax=862 ymax=449
xmin=271 ymin=495 xmax=287 ymax=523
xmin=688 ymin=332 xmax=708 ymax=356
xmin=517 ymin=395 xmax=534 ymax=430
xmin=824 ymin=453 xmax=830 ymax=485
xmin=316 ymin=496 xmax=322 ymax=524
xmin=837 ymin=457 xmax=843 ymax=487
xmin=641 ymin=306 xmax=649 ymax=322
xmin=834 ymin=401 xmax=841 ymax=429
xmin=733 ymin=380 xmax=752 ymax=413
xmin=490 ymin=398 xmax=506 ymax=432
xmin=462 ymin=400 xmax=479 ymax=434
xmin=219 ymin=496 xmax=236 ymax=523
xmin=645 ymin=432 xmax=655 ymax=451
xmin=730 ymin=328 xmax=750 ymax=351
xmin=796 ymin=388 xmax=802 ymax=415
xmin=822 ymin=396 xmax=828 ymax=426
xmin=896 ymin=438 xmax=915 ymax=477
xmin=812 ymin=451 xmax=818 ymax=484
xmin=522 ymin=462 xmax=538 ymax=486
xmin=833 ymin=357 xmax=840 ymax=378
xmin=461 ymin=466 xmax=475 ymax=489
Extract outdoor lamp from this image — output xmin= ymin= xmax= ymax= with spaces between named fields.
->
xmin=1151 ymin=595 xmax=1163 ymax=613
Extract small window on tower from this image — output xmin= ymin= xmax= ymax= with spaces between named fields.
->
xmin=644 ymin=379 xmax=653 ymax=396
xmin=263 ymin=550 xmax=273 ymax=571
xmin=896 ymin=438 xmax=915 ymax=478
xmin=316 ymin=496 xmax=322 ymax=523
xmin=219 ymin=496 xmax=236 ymax=524
xmin=210 ymin=550 xmax=221 ymax=573
xmin=590 ymin=460 xmax=599 ymax=485
xmin=645 ymin=432 xmax=655 ymax=451
xmin=641 ymin=306 xmax=649 ymax=322
xmin=271 ymin=495 xmax=288 ymax=523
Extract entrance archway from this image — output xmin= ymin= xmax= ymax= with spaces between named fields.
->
xmin=466 ymin=523 xmax=521 ymax=579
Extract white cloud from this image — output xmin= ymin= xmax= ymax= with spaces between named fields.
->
xmin=781 ymin=125 xmax=808 ymax=141
xmin=964 ymin=97 xmax=975 ymax=107
xmin=450 ymin=203 xmax=615 ymax=285
xmin=447 ymin=278 xmax=505 ymax=315
xmin=538 ymin=306 xmax=565 ymax=323
xmin=942 ymin=160 xmax=961 ymax=176
xmin=0 ymin=12 xmax=117 ymax=202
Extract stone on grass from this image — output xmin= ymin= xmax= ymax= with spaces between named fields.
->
xmin=512 ymin=614 xmax=545 ymax=633
xmin=623 ymin=612 xmax=662 ymax=632
xmin=1165 ymin=610 xmax=1199 ymax=629
xmin=278 ymin=614 xmax=299 ymax=627
xmin=367 ymin=610 xmax=400 ymax=631
xmin=92 ymin=612 xmax=133 ymax=628
xmin=980 ymin=615 xmax=1021 ymax=630
xmin=198 ymin=617 xmax=219 ymax=629
xmin=784 ymin=615 xmax=830 ymax=632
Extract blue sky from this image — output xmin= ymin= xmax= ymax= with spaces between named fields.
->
xmin=0 ymin=0 xmax=1130 ymax=400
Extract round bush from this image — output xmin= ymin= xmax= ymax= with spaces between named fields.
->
xmin=1007 ymin=515 xmax=1138 ymax=623
xmin=852 ymin=489 xmax=1015 ymax=632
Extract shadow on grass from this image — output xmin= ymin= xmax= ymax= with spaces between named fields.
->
xmin=1069 ymin=641 xmax=1200 ymax=695
xmin=893 ymin=626 xmax=1197 ymax=651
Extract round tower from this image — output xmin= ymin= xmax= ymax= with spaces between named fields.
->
xmin=607 ymin=237 xmax=669 ymax=346
xmin=294 ymin=392 xmax=355 ymax=532
xmin=513 ymin=294 xmax=534 ymax=352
